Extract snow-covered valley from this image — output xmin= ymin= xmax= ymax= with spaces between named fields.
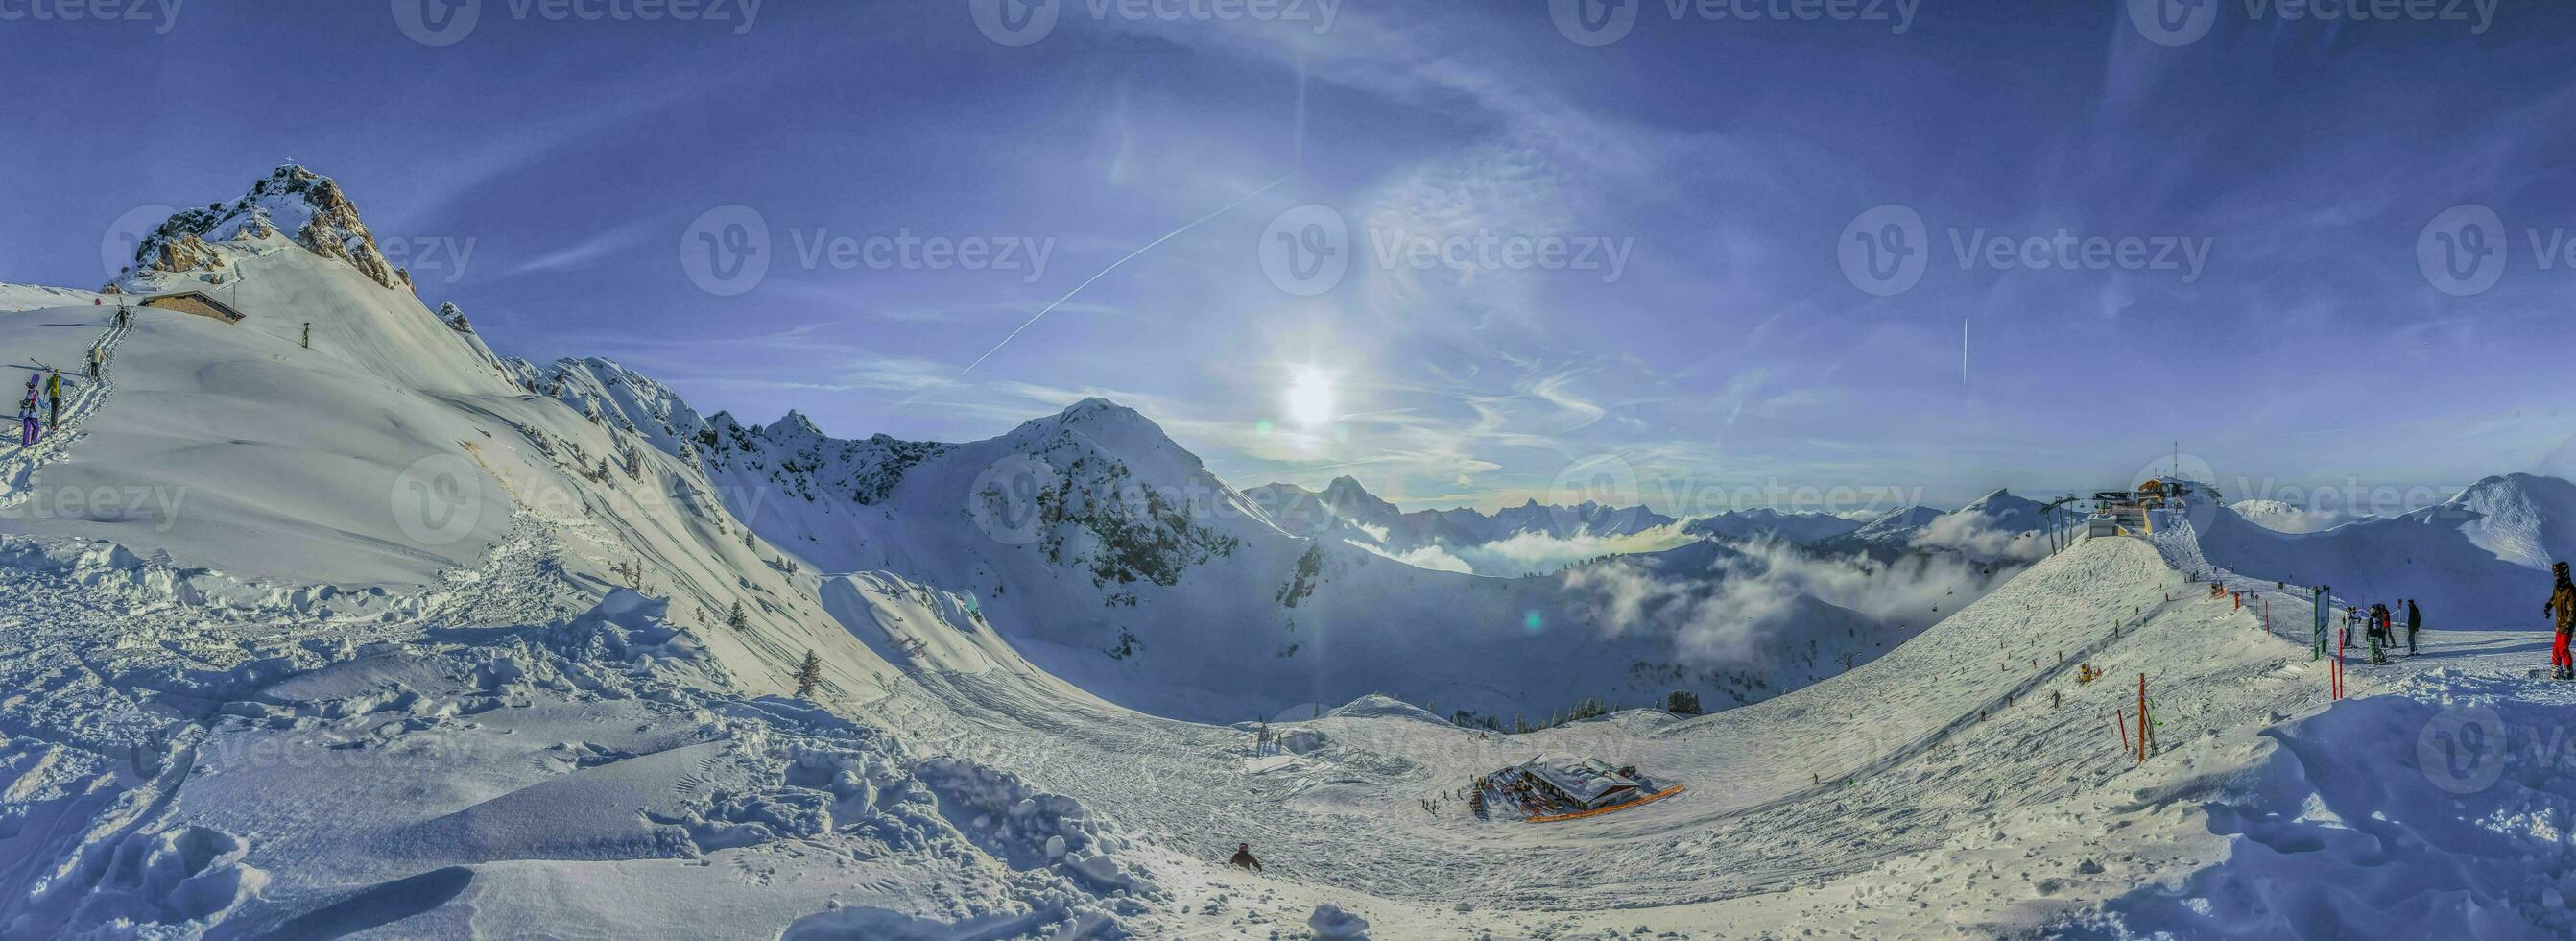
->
xmin=2 ymin=169 xmax=2574 ymax=939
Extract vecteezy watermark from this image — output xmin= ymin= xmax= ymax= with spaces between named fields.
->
xmin=2126 ymin=0 xmax=2496 ymax=48
xmin=970 ymin=0 xmax=1341 ymax=46
xmin=1257 ymin=204 xmax=1636 ymax=296
xmin=1550 ymin=0 xmax=1920 ymax=46
xmin=786 ymin=229 xmax=1055 ymax=285
xmin=1259 ymin=204 xmax=1349 ymax=297
xmin=376 ymin=234 xmax=479 ymax=285
xmin=2416 ymin=704 xmax=2508 ymax=795
xmin=391 ymin=453 xmax=485 ymax=546
xmin=1838 ymin=204 xmax=1927 ymax=297
xmin=2409 ymin=203 xmax=2576 ymax=298
xmin=2123 ymin=0 xmax=2218 ymax=46
xmin=680 ymin=205 xmax=771 ymax=297
xmin=101 ymin=204 xmax=178 ymax=281
xmin=680 ymin=204 xmax=1056 ymax=296
xmin=1545 ymin=453 xmax=1642 ymax=533
xmin=394 ymin=0 xmax=761 ymax=48
xmin=2130 ymin=451 xmax=2222 ymax=532
xmin=967 ymin=454 xmax=1061 ymax=545
xmin=1838 ymin=204 xmax=2213 ymax=296
xmin=1537 ymin=455 xmax=1931 ymax=520
xmin=0 ymin=0 xmax=183 ymax=34
xmin=0 ymin=483 xmax=188 ymax=533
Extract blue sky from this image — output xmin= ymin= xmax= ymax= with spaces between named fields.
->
xmin=5 ymin=0 xmax=2574 ymax=514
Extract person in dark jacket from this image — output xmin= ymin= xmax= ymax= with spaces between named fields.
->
xmin=2405 ymin=599 xmax=2421 ymax=654
xmin=2367 ymin=603 xmax=2392 ymax=664
xmin=1228 ymin=843 xmax=1262 ymax=873
xmin=2548 ymin=564 xmax=2576 ymax=680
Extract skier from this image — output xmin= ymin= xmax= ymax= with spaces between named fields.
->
xmin=44 ymin=370 xmax=63 ymax=427
xmin=2546 ymin=563 xmax=2576 ymax=680
xmin=15 ymin=386 xmax=35 ymax=447
xmin=1228 ymin=843 xmax=1262 ymax=873
xmin=2405 ymin=598 xmax=2421 ymax=655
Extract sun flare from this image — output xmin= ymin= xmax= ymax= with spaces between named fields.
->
xmin=1285 ymin=368 xmax=1337 ymax=428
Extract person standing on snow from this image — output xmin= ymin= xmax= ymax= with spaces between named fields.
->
xmin=44 ymin=370 xmax=63 ymax=427
xmin=2367 ymin=603 xmax=2392 ymax=665
xmin=16 ymin=387 xmax=36 ymax=447
xmin=2405 ymin=599 xmax=2421 ymax=655
xmin=1228 ymin=843 xmax=1263 ymax=873
xmin=2545 ymin=563 xmax=2576 ymax=680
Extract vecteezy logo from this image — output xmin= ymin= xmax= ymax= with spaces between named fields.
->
xmin=2126 ymin=0 xmax=2216 ymax=47
xmin=100 ymin=204 xmax=175 ymax=281
xmin=2416 ymin=705 xmax=2508 ymax=795
xmin=1545 ymin=453 xmax=1639 ymax=534
xmin=967 ymin=454 xmax=1061 ymax=546
xmin=680 ymin=205 xmax=772 ymax=297
xmin=1550 ymin=0 xmax=1637 ymax=47
xmin=1259 ymin=204 xmax=1349 ymax=297
xmin=392 ymin=453 xmax=484 ymax=546
xmin=971 ymin=0 xmax=1059 ymax=46
xmin=2132 ymin=451 xmax=2221 ymax=534
xmin=394 ymin=0 xmax=482 ymax=47
xmin=2417 ymin=204 xmax=2506 ymax=297
xmin=1838 ymin=204 xmax=1927 ymax=297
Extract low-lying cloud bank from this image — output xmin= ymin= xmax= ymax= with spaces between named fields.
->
xmin=1349 ymin=523 xmax=1702 ymax=577
xmin=1909 ymin=511 xmax=2052 ymax=562
xmin=1563 ymin=537 xmax=2022 ymax=670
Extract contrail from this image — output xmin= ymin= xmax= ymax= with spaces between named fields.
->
xmin=1961 ymin=316 xmax=1969 ymax=388
xmin=903 ymin=172 xmax=1300 ymax=408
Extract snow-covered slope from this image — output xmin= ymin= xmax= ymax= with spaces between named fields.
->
xmin=2199 ymin=473 xmax=2576 ymax=628
xmin=664 ymin=398 xmax=1726 ymax=720
xmin=2229 ymin=497 xmax=2375 ymax=534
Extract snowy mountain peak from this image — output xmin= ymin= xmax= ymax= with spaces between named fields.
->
xmin=1011 ymin=397 xmax=1186 ymax=457
xmin=767 ymin=409 xmax=827 ymax=441
xmin=114 ymin=164 xmax=412 ymax=294
xmin=1319 ymin=475 xmax=1400 ymax=518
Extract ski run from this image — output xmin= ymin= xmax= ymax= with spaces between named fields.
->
xmin=1 ymin=168 xmax=2573 ymax=939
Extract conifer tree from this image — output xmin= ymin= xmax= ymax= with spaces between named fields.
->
xmin=793 ymin=650 xmax=823 ymax=698
xmin=727 ymin=600 xmax=748 ymax=631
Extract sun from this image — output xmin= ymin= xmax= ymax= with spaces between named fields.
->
xmin=1285 ymin=368 xmax=1337 ymax=428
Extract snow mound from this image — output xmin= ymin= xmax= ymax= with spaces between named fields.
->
xmin=2066 ymin=668 xmax=2576 ymax=939
xmin=1324 ymin=695 xmax=1450 ymax=725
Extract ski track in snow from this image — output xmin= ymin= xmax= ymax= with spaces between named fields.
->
xmin=0 ymin=317 xmax=128 ymax=509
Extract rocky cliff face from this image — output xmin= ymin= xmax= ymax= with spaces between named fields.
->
xmin=113 ymin=165 xmax=414 ymax=293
